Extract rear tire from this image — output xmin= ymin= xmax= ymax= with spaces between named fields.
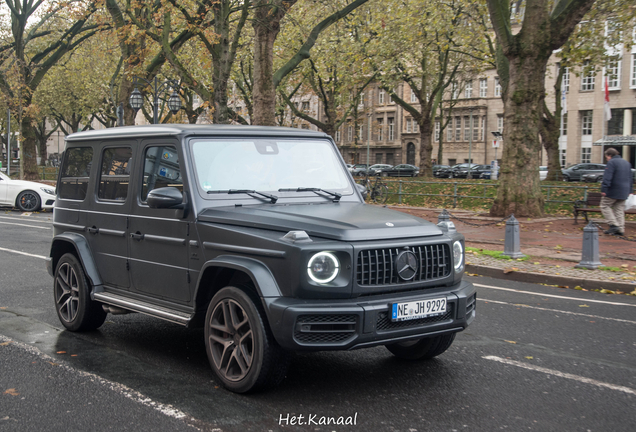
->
xmin=204 ymin=286 xmax=289 ymax=393
xmin=385 ymin=333 xmax=456 ymax=360
xmin=53 ymin=253 xmax=107 ymax=332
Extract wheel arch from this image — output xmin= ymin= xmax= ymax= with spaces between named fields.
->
xmin=191 ymin=255 xmax=282 ymax=327
xmin=49 ymin=233 xmax=103 ymax=289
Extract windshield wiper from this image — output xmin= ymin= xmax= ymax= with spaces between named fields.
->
xmin=279 ymin=187 xmax=342 ymax=202
xmin=207 ymin=189 xmax=278 ymax=204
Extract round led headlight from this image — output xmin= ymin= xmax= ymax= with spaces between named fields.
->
xmin=453 ymin=241 xmax=464 ymax=271
xmin=307 ymin=252 xmax=340 ymax=284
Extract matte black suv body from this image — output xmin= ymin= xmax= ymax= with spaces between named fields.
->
xmin=47 ymin=125 xmax=475 ymax=393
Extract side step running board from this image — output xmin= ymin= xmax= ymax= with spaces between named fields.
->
xmin=93 ymin=292 xmax=192 ymax=326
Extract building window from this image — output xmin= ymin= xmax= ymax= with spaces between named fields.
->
xmin=410 ymin=89 xmax=417 ymax=103
xmin=560 ymin=113 xmax=568 ymax=136
xmin=301 ymin=101 xmax=310 ymax=111
xmin=631 ymin=53 xmax=636 ymax=88
xmin=434 ymin=120 xmax=440 ymax=141
xmin=406 ymin=118 xmax=412 ymax=133
xmin=473 ymin=117 xmax=479 ymax=141
xmin=464 ymin=81 xmax=472 ymax=98
xmin=301 ymin=124 xmax=309 ymax=130
xmin=388 ymin=118 xmax=394 ymax=141
xmin=606 ymin=58 xmax=622 ymax=89
xmin=455 ymin=116 xmax=461 ymax=141
xmin=581 ymin=61 xmax=595 ymax=91
xmin=388 ymin=92 xmax=394 ymax=104
xmin=375 ymin=153 xmax=383 ymax=164
xmin=494 ymin=77 xmax=502 ymax=97
xmin=386 ymin=153 xmax=394 ymax=165
xmin=377 ymin=119 xmax=384 ymax=141
xmin=359 ymin=125 xmax=364 ymax=140
xmin=335 ymin=129 xmax=341 ymax=142
xmin=561 ymin=66 xmax=570 ymax=92
xmin=358 ymin=92 xmax=365 ymax=108
xmin=448 ymin=158 xmax=457 ymax=166
xmin=378 ymin=90 xmax=385 ymax=104
xmin=560 ymin=149 xmax=567 ymax=168
xmin=451 ymin=82 xmax=459 ymax=99
xmin=581 ymin=110 xmax=593 ymax=135
xmin=347 ymin=125 xmax=353 ymax=142
xmin=479 ymin=78 xmax=487 ymax=97
xmin=581 ymin=147 xmax=591 ymax=163
xmin=464 ymin=116 xmax=470 ymax=141
xmin=447 ymin=120 xmax=454 ymax=141
xmin=497 ymin=114 xmax=504 ymax=134
xmin=480 ymin=117 xmax=485 ymax=141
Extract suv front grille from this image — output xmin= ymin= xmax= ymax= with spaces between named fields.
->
xmin=376 ymin=303 xmax=454 ymax=331
xmin=356 ymin=244 xmax=451 ymax=286
xmin=294 ymin=314 xmax=358 ymax=344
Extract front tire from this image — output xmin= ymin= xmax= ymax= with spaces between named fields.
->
xmin=205 ymin=286 xmax=289 ymax=393
xmin=16 ymin=190 xmax=41 ymax=212
xmin=54 ymin=253 xmax=107 ymax=332
xmin=385 ymin=333 xmax=456 ymax=360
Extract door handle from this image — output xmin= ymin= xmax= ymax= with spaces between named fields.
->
xmin=87 ymin=226 xmax=99 ymax=234
xmin=130 ymin=232 xmax=144 ymax=241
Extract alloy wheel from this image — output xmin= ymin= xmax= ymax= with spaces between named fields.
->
xmin=208 ymin=299 xmax=254 ymax=382
xmin=54 ymin=262 xmax=80 ymax=323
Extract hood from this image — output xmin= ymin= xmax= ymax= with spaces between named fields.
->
xmin=197 ymin=202 xmax=443 ymax=242
xmin=9 ymin=179 xmax=55 ymax=193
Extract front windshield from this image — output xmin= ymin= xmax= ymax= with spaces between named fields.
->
xmin=191 ymin=139 xmax=353 ymax=196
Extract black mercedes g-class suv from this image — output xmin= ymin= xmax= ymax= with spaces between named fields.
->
xmin=47 ymin=125 xmax=475 ymax=393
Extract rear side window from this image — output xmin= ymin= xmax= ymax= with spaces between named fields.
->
xmin=59 ymin=147 xmax=93 ymax=200
xmin=98 ymin=147 xmax=132 ymax=201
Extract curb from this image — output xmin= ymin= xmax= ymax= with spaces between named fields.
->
xmin=466 ymin=264 xmax=636 ymax=293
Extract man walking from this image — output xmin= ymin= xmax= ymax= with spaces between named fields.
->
xmin=601 ymin=148 xmax=633 ymax=236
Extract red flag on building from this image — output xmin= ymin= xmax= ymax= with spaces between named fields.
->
xmin=604 ymin=76 xmax=612 ymax=121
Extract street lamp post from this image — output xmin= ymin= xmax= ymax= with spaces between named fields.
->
xmin=467 ymin=109 xmax=473 ymax=179
xmin=129 ymin=77 xmax=181 ymax=124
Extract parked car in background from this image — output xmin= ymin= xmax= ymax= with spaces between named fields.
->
xmin=582 ymin=167 xmax=636 ymax=183
xmin=561 ymin=163 xmax=606 ymax=182
xmin=432 ymin=165 xmax=450 ymax=177
xmin=367 ymin=164 xmax=393 ymax=176
xmin=349 ymin=163 xmax=369 ymax=176
xmin=379 ymin=164 xmax=420 ymax=177
xmin=539 ymin=166 xmax=548 ymax=180
xmin=0 ymin=171 xmax=56 ymax=212
xmin=438 ymin=163 xmax=482 ymax=178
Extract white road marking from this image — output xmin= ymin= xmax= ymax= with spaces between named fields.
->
xmin=474 ymin=283 xmax=636 ymax=307
xmin=479 ymin=298 xmax=636 ymax=324
xmin=0 ymin=247 xmax=47 ymax=259
xmin=0 ymin=335 xmax=197 ymax=427
xmin=0 ymin=215 xmax=52 ymax=224
xmin=0 ymin=221 xmax=50 ymax=229
xmin=483 ymin=355 xmax=636 ymax=396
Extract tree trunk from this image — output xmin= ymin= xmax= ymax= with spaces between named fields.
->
xmin=252 ymin=10 xmax=282 ymax=126
xmin=418 ymin=118 xmax=433 ymax=178
xmin=20 ymin=116 xmax=40 ymax=180
xmin=489 ymin=56 xmax=546 ymax=217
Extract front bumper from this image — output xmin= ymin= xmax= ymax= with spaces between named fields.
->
xmin=264 ymin=279 xmax=476 ymax=351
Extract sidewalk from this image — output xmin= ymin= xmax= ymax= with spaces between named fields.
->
xmin=390 ymin=206 xmax=636 ymax=295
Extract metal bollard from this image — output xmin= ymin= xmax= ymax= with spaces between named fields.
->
xmin=437 ymin=209 xmax=450 ymax=224
xmin=503 ymin=215 xmax=525 ymax=259
xmin=575 ymin=222 xmax=603 ymax=269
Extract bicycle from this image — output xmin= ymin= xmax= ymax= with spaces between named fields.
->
xmin=358 ymin=173 xmax=389 ymax=204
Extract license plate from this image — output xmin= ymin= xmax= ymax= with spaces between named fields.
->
xmin=391 ymin=297 xmax=447 ymax=322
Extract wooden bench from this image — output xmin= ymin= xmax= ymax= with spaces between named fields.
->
xmin=573 ymin=192 xmax=636 ymax=223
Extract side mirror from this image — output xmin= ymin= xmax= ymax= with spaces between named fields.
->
xmin=355 ymin=183 xmax=368 ymax=200
xmin=147 ymin=187 xmax=184 ymax=209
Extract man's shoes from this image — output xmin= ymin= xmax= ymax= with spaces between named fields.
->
xmin=604 ymin=225 xmax=623 ymax=236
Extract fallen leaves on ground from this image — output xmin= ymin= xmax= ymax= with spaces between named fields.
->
xmin=4 ymin=389 xmax=19 ymax=396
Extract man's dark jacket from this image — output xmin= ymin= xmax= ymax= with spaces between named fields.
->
xmin=601 ymin=155 xmax=633 ymax=200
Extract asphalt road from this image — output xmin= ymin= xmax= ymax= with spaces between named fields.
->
xmin=1 ymin=209 xmax=635 ymax=431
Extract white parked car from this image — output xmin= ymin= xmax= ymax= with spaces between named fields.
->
xmin=0 ymin=171 xmax=56 ymax=212
xmin=539 ymin=166 xmax=548 ymax=181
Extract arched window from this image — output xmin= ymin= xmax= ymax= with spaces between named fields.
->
xmin=407 ymin=142 xmax=416 ymax=165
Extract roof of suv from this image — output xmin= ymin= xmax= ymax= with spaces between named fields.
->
xmin=66 ymin=124 xmax=329 ymax=142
